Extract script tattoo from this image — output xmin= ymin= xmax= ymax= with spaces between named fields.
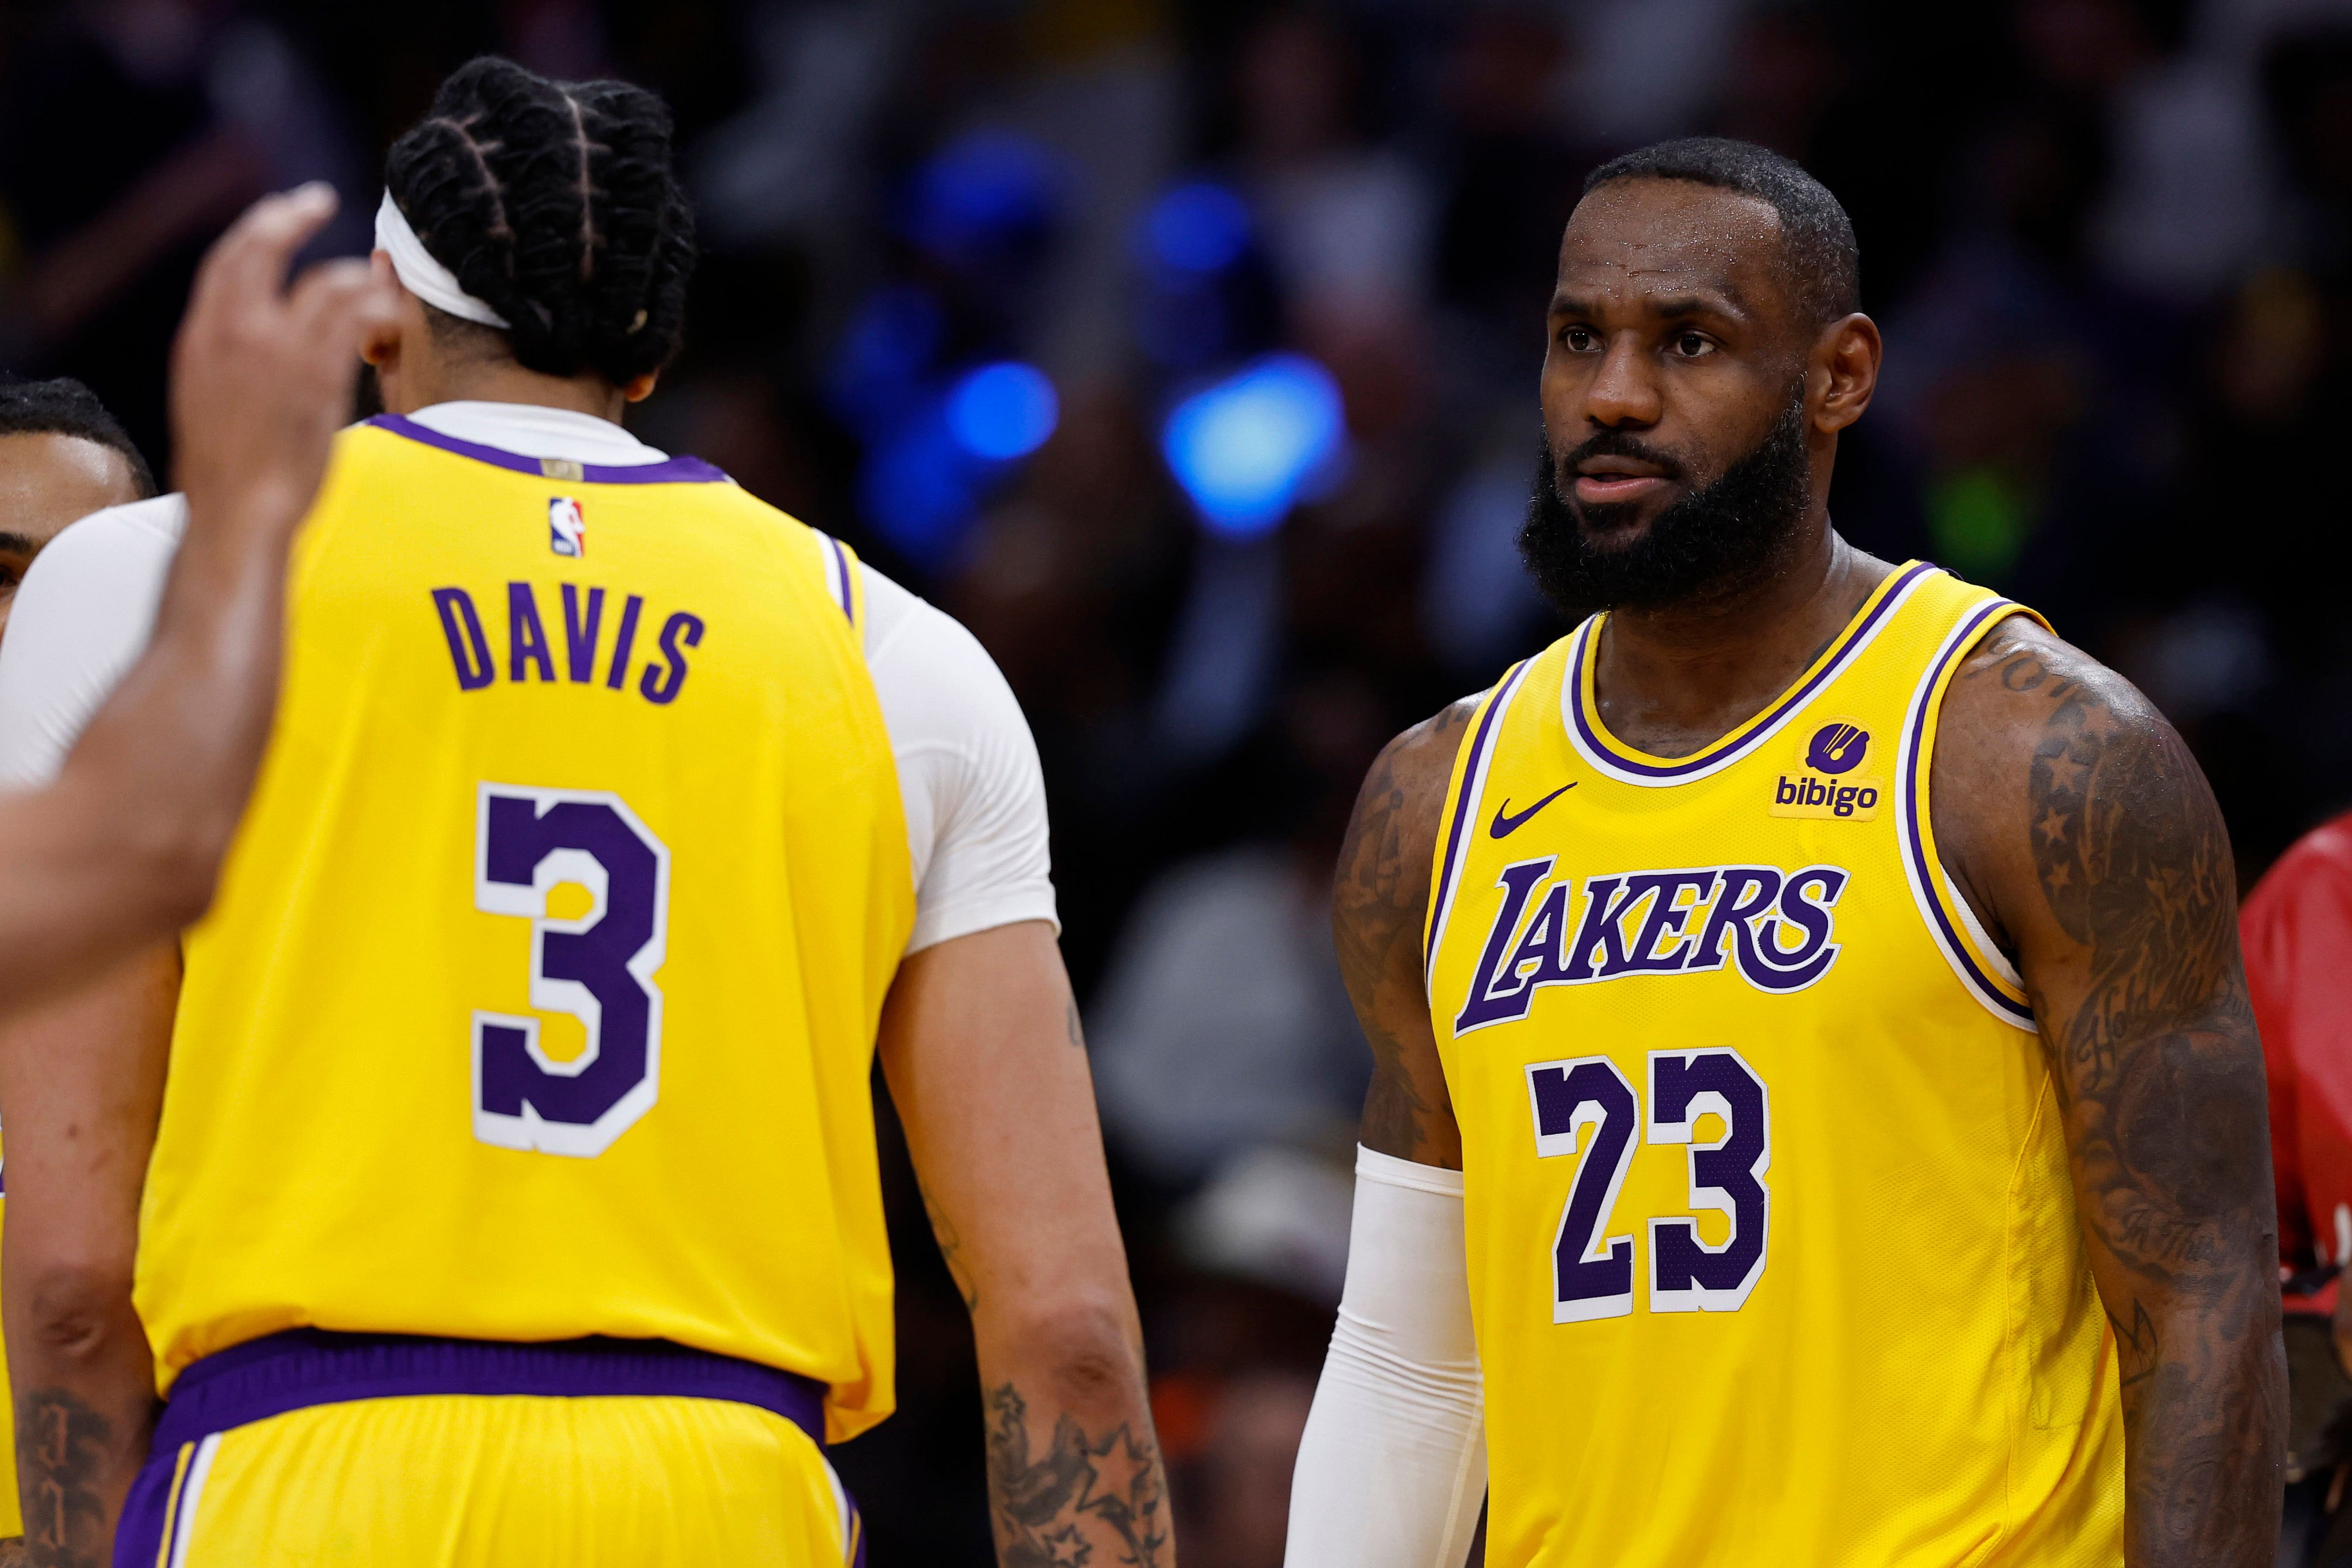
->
xmin=1332 ymin=697 xmax=1478 ymax=1163
xmin=1961 ymin=623 xmax=2282 ymax=1565
xmin=16 ymin=1389 xmax=112 ymax=1568
xmin=918 ymin=1180 xmax=980 ymax=1313
xmin=984 ymin=1383 xmax=1169 ymax=1568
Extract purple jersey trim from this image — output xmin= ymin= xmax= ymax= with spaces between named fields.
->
xmin=1568 ymin=560 xmax=1938 ymax=780
xmin=117 ymin=1329 xmax=835 ymax=1566
xmin=822 ymin=533 xmax=857 ymax=626
xmin=151 ymin=1330 xmax=826 ymax=1452
xmin=115 ymin=1438 xmax=183 ymax=1568
xmin=1899 ymin=599 xmax=2038 ymax=1026
xmin=367 ymin=413 xmax=730 ymax=485
xmin=1424 ymin=660 xmax=1531 ymax=979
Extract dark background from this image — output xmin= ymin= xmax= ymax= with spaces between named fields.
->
xmin=6 ymin=0 xmax=2349 ymax=1561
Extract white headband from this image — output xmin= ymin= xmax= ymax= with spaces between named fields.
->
xmin=375 ymin=192 xmax=510 ymax=330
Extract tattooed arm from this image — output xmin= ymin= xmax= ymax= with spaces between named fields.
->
xmin=1335 ymin=697 xmax=1482 ymax=1167
xmin=0 ymin=948 xmax=177 ymax=1567
xmin=1935 ymin=618 xmax=2283 ymax=1567
xmin=878 ymin=920 xmax=1171 ymax=1567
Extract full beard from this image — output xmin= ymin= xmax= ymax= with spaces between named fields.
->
xmin=1517 ymin=385 xmax=1814 ymax=618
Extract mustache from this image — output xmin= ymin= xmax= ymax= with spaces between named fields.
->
xmin=1519 ymin=380 xmax=1813 ymax=616
xmin=1548 ymin=428 xmax=1689 ymax=490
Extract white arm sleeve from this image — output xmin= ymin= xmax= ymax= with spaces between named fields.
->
xmin=0 ymin=497 xmax=186 ymax=787
xmin=857 ymin=562 xmax=1058 ymax=953
xmin=1286 ymin=1146 xmax=1486 ymax=1568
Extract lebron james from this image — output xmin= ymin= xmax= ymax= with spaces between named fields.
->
xmin=1285 ymin=139 xmax=2281 ymax=1567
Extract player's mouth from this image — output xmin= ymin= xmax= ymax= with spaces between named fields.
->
xmin=1573 ymin=456 xmax=1671 ymax=504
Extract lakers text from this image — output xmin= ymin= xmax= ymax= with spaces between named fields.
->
xmin=1455 ymin=858 xmax=1851 ymax=1034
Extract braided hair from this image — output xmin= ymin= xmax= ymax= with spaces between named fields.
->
xmin=383 ymin=57 xmax=696 ymax=387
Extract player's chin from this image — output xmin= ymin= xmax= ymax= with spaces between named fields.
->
xmin=1570 ymin=497 xmax=1673 ymax=549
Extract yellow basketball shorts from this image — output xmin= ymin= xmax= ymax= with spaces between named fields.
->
xmin=116 ymin=1332 xmax=863 ymax=1568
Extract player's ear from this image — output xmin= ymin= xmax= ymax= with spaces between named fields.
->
xmin=358 ymin=252 xmax=410 ymax=372
xmin=622 ymin=370 xmax=660 ymax=404
xmin=1813 ymin=311 xmax=1880 ymax=435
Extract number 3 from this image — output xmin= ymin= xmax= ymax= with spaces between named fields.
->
xmin=1526 ymin=1048 xmax=1770 ymax=1320
xmin=1646 ymin=1048 xmax=1770 ymax=1312
xmin=472 ymin=783 xmax=671 ymax=1158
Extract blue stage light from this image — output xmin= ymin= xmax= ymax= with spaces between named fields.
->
xmin=861 ymin=403 xmax=976 ymax=568
xmin=826 ymin=287 xmax=944 ymax=433
xmin=1145 ymin=182 xmax=1252 ymax=274
xmin=907 ymin=131 xmax=1060 ymax=261
xmin=946 ymin=362 xmax=1060 ymax=460
xmin=1162 ymin=354 xmax=1347 ymax=537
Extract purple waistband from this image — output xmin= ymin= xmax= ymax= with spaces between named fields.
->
xmin=153 ymin=1330 xmax=828 ymax=1454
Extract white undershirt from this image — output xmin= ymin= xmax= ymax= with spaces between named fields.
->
xmin=0 ymin=401 xmax=1057 ymax=954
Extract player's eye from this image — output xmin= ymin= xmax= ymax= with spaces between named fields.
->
xmin=1560 ymin=325 xmax=1599 ymax=353
xmin=1671 ymin=331 xmax=1716 ymax=358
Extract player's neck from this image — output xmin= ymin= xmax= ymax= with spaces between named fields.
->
xmin=382 ymin=358 xmax=629 ymax=424
xmin=1591 ymin=526 xmax=1895 ymax=760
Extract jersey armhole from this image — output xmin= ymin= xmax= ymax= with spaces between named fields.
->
xmin=810 ymin=530 xmax=864 ymax=639
xmin=1897 ymin=602 xmax=2046 ymax=1031
xmin=1422 ymin=660 xmax=1536 ymax=995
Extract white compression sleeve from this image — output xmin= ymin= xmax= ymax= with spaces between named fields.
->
xmin=1285 ymin=1146 xmax=1486 ymax=1568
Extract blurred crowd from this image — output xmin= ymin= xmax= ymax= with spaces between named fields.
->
xmin=8 ymin=0 xmax=2352 ymax=1560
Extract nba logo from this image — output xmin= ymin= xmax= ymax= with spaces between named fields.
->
xmin=549 ymin=497 xmax=586 ymax=557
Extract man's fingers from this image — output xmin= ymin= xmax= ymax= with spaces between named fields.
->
xmin=210 ymin=183 xmax=340 ymax=299
xmin=185 ymin=183 xmax=342 ymax=328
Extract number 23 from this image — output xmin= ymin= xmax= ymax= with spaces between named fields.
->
xmin=1527 ymin=1048 xmax=1770 ymax=1322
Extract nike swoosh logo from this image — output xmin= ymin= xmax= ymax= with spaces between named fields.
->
xmin=1489 ymin=783 xmax=1576 ymax=838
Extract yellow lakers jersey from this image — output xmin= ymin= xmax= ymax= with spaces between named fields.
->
xmin=136 ymin=416 xmax=914 ymax=1442
xmin=1425 ymin=564 xmax=2122 ymax=1566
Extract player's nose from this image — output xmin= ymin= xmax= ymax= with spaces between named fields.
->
xmin=1581 ymin=335 xmax=1664 ymax=430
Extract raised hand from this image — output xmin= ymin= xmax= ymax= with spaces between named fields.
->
xmin=169 ymin=182 xmax=395 ymax=551
xmin=0 ymin=186 xmax=394 ymax=1020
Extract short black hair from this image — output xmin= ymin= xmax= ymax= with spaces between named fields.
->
xmin=0 ymin=377 xmax=157 ymax=498
xmin=1581 ymin=137 xmax=1860 ymax=325
xmin=384 ymin=56 xmax=697 ymax=388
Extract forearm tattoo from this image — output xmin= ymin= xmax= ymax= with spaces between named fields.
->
xmin=16 ymin=1388 xmax=115 ymax=1568
xmin=983 ymin=1383 xmax=1169 ymax=1568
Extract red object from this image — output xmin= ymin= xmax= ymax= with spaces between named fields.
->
xmin=1150 ymin=1370 xmax=1222 ymax=1464
xmin=2245 ymin=810 xmax=2352 ymax=1305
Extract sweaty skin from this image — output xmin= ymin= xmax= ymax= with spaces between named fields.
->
xmin=1334 ymin=179 xmax=2282 ymax=1567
